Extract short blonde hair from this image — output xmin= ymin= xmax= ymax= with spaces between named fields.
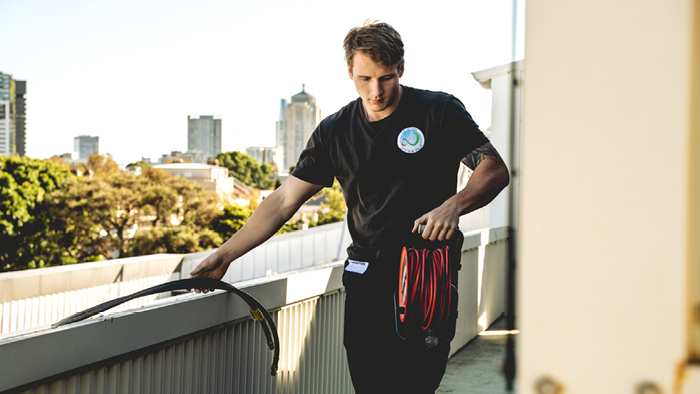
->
xmin=344 ymin=20 xmax=404 ymax=70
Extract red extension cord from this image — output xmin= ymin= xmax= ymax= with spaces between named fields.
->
xmin=398 ymin=245 xmax=452 ymax=330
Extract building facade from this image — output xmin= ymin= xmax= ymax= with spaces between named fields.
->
xmin=152 ymin=163 xmax=236 ymax=201
xmin=0 ymin=98 xmax=10 ymax=156
xmin=280 ymin=86 xmax=321 ymax=170
xmin=275 ymin=98 xmax=286 ymax=168
xmin=0 ymin=73 xmax=26 ymax=156
xmin=157 ymin=150 xmax=206 ymax=164
xmin=73 ymin=135 xmax=99 ymax=159
xmin=14 ymin=81 xmax=26 ymax=156
xmin=245 ymin=146 xmax=284 ymax=175
xmin=188 ymin=115 xmax=221 ymax=161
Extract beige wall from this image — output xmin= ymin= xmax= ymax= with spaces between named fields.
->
xmin=519 ymin=0 xmax=700 ymax=392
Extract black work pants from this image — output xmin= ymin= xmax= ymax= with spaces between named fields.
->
xmin=343 ymin=285 xmax=450 ymax=394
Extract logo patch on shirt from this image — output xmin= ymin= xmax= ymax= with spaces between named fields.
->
xmin=397 ymin=127 xmax=425 ymax=154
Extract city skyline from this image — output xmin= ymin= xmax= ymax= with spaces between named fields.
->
xmin=0 ymin=0 xmax=525 ymax=166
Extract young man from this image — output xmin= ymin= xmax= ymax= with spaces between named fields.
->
xmin=191 ymin=21 xmax=509 ymax=394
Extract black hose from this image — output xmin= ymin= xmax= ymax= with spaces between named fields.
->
xmin=51 ymin=277 xmax=280 ymax=376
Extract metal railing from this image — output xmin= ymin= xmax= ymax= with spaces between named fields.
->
xmin=0 ymin=226 xmax=508 ymax=394
xmin=0 ymin=222 xmax=350 ymax=336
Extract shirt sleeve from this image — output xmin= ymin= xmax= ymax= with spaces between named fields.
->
xmin=290 ymin=126 xmax=335 ymax=188
xmin=441 ymin=96 xmax=491 ymax=161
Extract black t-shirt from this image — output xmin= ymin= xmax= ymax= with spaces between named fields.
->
xmin=292 ymin=86 xmax=488 ymax=279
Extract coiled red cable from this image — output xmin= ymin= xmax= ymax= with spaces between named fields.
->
xmin=398 ymin=245 xmax=452 ymax=330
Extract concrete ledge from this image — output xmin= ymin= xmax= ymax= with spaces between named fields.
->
xmin=0 ymin=226 xmax=509 ymax=392
xmin=0 ymin=263 xmax=345 ymax=392
xmin=462 ymin=226 xmax=509 ymax=251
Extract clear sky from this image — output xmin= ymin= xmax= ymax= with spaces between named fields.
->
xmin=0 ymin=0 xmax=525 ymax=166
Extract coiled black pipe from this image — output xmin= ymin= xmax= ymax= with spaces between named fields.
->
xmin=51 ymin=277 xmax=280 ymax=376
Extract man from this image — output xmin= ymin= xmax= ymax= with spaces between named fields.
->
xmin=191 ymin=21 xmax=509 ymax=394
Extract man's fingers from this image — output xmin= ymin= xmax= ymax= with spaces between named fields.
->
xmin=445 ymin=227 xmax=456 ymax=241
xmin=420 ymin=222 xmax=431 ymax=239
xmin=413 ymin=216 xmax=428 ymax=233
xmin=423 ymin=223 xmax=457 ymax=241
xmin=190 ymin=264 xmax=208 ymax=276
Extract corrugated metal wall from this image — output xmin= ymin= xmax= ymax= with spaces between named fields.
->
xmin=1 ymin=228 xmax=509 ymax=393
xmin=1 ymin=222 xmax=497 ymax=338
xmin=14 ymin=290 xmax=353 ymax=394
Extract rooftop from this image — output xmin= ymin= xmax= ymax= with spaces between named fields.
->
xmin=291 ymin=84 xmax=316 ymax=105
xmin=153 ymin=163 xmax=222 ymax=170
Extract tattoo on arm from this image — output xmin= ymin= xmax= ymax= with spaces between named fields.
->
xmin=461 ymin=142 xmax=504 ymax=171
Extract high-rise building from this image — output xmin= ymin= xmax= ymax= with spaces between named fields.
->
xmin=15 ymin=81 xmax=26 ymax=157
xmin=188 ymin=115 xmax=222 ymax=160
xmin=0 ymin=99 xmax=10 ymax=157
xmin=74 ymin=135 xmax=99 ymax=159
xmin=275 ymin=98 xmax=287 ymax=162
xmin=246 ymin=146 xmax=284 ymax=175
xmin=280 ymin=85 xmax=321 ymax=170
xmin=0 ymin=73 xmax=26 ymax=156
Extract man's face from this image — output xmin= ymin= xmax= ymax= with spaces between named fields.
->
xmin=348 ymin=53 xmax=404 ymax=122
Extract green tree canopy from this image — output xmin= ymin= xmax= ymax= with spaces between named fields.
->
xmin=0 ymin=156 xmax=74 ymax=271
xmin=216 ymin=151 xmax=275 ymax=190
xmin=2 ymin=159 xmax=224 ymax=271
xmin=87 ymin=152 xmax=121 ymax=179
xmin=210 ymin=204 xmax=253 ymax=240
xmin=46 ymin=169 xmax=223 ymax=261
xmin=125 ymin=160 xmax=152 ymax=172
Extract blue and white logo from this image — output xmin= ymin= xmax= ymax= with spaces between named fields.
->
xmin=397 ymin=127 xmax=425 ymax=154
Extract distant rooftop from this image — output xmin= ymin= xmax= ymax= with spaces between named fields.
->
xmin=153 ymin=163 xmax=221 ymax=170
xmin=291 ymin=84 xmax=316 ymax=105
xmin=188 ymin=115 xmax=222 ymax=119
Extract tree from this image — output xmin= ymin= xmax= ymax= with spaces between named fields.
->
xmin=257 ymin=163 xmax=275 ymax=190
xmin=125 ymin=160 xmax=152 ymax=173
xmin=216 ymin=151 xmax=275 ymax=190
xmin=88 ymin=152 xmax=121 ymax=178
xmin=210 ymin=204 xmax=253 ymax=240
xmin=130 ymin=227 xmax=222 ymax=255
xmin=45 ymin=168 xmax=223 ymax=262
xmin=309 ymin=179 xmax=346 ymax=227
xmin=44 ymin=177 xmax=115 ymax=264
xmin=0 ymin=156 xmax=74 ymax=271
xmin=318 ymin=179 xmax=346 ymax=213
xmin=47 ymin=155 xmax=70 ymax=171
xmin=1 ymin=156 xmax=228 ymax=270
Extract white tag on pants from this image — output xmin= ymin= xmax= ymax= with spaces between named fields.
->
xmin=345 ymin=259 xmax=369 ymax=274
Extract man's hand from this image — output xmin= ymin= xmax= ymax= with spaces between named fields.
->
xmin=190 ymin=250 xmax=228 ymax=293
xmin=188 ymin=176 xmax=324 ymax=294
xmin=412 ymin=200 xmax=460 ymax=241
xmin=413 ymin=143 xmax=510 ymax=242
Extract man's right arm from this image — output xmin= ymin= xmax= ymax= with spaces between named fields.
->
xmin=190 ymin=176 xmax=324 ymax=292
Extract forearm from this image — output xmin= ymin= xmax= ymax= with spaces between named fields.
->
xmin=413 ymin=158 xmax=509 ymax=241
xmin=448 ymin=158 xmax=510 ymax=216
xmin=214 ymin=193 xmax=298 ymax=270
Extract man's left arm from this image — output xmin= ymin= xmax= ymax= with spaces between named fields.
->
xmin=412 ymin=142 xmax=510 ymax=241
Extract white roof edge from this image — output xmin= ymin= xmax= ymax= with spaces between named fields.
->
xmin=153 ymin=163 xmax=220 ymax=169
xmin=471 ymin=59 xmax=524 ymax=90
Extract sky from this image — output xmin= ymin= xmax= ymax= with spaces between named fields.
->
xmin=0 ymin=0 xmax=525 ymax=166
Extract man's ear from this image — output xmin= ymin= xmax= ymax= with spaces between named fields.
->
xmin=398 ymin=61 xmax=405 ymax=78
xmin=348 ymin=65 xmax=354 ymax=80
